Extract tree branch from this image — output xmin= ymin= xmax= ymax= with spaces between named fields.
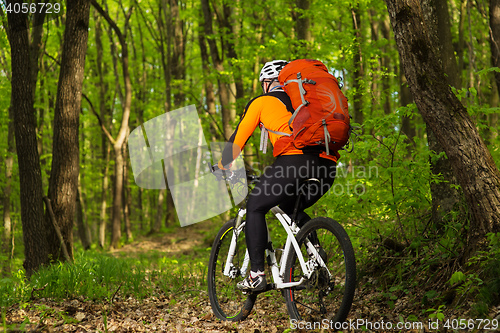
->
xmin=92 ymin=0 xmax=133 ymax=148
xmin=43 ymin=197 xmax=72 ymax=263
xmin=82 ymin=93 xmax=116 ymax=145
xmin=91 ymin=0 xmax=125 ymax=45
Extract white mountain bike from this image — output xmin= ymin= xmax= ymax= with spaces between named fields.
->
xmin=207 ymin=170 xmax=356 ymax=322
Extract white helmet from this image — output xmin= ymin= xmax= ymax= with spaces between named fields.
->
xmin=259 ymin=60 xmax=288 ymax=82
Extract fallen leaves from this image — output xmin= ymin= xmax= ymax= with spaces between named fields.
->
xmin=4 ymin=293 xmax=293 ymax=332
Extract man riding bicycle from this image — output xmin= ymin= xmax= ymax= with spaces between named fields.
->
xmin=213 ymin=60 xmax=338 ymax=292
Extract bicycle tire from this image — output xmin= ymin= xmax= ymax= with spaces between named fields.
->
xmin=207 ymin=219 xmax=256 ymax=321
xmin=284 ymin=217 xmax=356 ymax=324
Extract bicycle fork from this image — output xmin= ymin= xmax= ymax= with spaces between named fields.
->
xmin=223 ymin=209 xmax=251 ymax=278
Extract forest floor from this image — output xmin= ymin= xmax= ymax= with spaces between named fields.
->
xmin=4 ymin=222 xmax=499 ymax=332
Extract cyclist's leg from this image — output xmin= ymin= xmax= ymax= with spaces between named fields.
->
xmin=245 ymin=155 xmax=336 ymax=272
xmin=278 ymin=155 xmax=337 ymax=226
xmin=245 ymin=156 xmax=300 ymax=272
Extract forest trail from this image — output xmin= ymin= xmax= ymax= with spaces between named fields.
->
xmin=4 ymin=222 xmax=293 ymax=332
xmin=111 ymin=223 xmax=208 ymax=257
xmin=5 ymin=222 xmax=452 ymax=332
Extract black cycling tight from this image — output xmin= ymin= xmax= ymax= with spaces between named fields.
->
xmin=245 ymin=154 xmax=336 ymax=272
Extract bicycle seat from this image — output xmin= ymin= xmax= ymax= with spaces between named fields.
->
xmin=297 ymin=178 xmax=321 ymax=197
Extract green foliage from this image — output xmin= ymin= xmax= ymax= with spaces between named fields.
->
xmin=0 ymin=250 xmax=209 ymax=310
xmin=1 ymin=0 xmax=500 ymax=322
xmin=426 ymin=304 xmax=446 ymax=321
xmin=467 ymin=233 xmax=500 ymax=316
xmin=311 ymin=108 xmax=432 ymax=250
xmin=28 ymin=252 xmax=146 ymax=300
xmin=0 ymin=269 xmax=27 ymax=308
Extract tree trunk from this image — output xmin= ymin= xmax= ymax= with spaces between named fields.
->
xmin=385 ymin=0 xmax=500 ymax=244
xmin=154 ymin=0 xmax=184 ymax=227
xmin=76 ymin=182 xmax=91 ymax=250
xmin=490 ymin=0 xmax=500 ymax=98
xmin=6 ymin=4 xmax=48 ymax=277
xmin=37 ymin=61 xmax=47 ymax=182
xmin=99 ymin=149 xmax=110 ymax=248
xmin=369 ymin=11 xmax=392 ymax=115
xmin=138 ymin=188 xmax=145 ymax=231
xmin=421 ymin=0 xmax=462 ymax=226
xmin=200 ymin=0 xmax=235 ymax=139
xmin=45 ymin=0 xmax=91 ymax=262
xmin=31 ymin=12 xmax=46 ymax=178
xmin=294 ymin=0 xmax=311 ymax=42
xmin=198 ymin=28 xmax=219 ymax=140
xmin=111 ymin=144 xmax=125 ymax=248
xmin=151 ymin=189 xmax=165 ymax=234
xmin=400 ymin=72 xmax=416 ymax=145
xmin=2 ymin=106 xmax=15 ymax=276
xmin=122 ymin=139 xmax=133 ymax=241
xmin=165 ymin=190 xmax=176 ymax=228
xmin=91 ymin=0 xmax=133 ymax=249
xmin=94 ymin=10 xmax=110 ymax=248
xmin=351 ymin=7 xmax=365 ymax=126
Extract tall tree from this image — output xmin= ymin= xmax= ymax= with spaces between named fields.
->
xmin=91 ymin=0 xmax=133 ymax=249
xmin=490 ymin=0 xmax=500 ymax=98
xmin=135 ymin=0 xmax=184 ymax=229
xmin=93 ymin=11 xmax=111 ymax=248
xmin=45 ymin=0 xmax=91 ymax=261
xmin=421 ymin=0 xmax=462 ymax=226
xmin=294 ymin=0 xmax=311 ymax=42
xmin=6 ymin=1 xmax=48 ymax=277
xmin=0 ymin=15 xmax=14 ymax=274
xmin=197 ymin=5 xmax=221 ymax=140
xmin=162 ymin=0 xmax=186 ymax=228
xmin=351 ymin=6 xmax=365 ymax=126
xmin=200 ymin=0 xmax=236 ymax=139
xmin=2 ymin=106 xmax=15 ymax=276
xmin=385 ymin=0 xmax=500 ymax=245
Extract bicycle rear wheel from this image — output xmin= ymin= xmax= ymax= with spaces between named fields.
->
xmin=207 ymin=219 xmax=256 ymax=321
xmin=284 ymin=217 xmax=356 ymax=324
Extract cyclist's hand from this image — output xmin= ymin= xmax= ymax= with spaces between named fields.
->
xmin=211 ymin=164 xmax=231 ymax=181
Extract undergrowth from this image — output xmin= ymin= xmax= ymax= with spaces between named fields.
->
xmin=2 ymin=101 xmax=499 ymax=329
xmin=306 ymin=107 xmax=500 ymax=323
xmin=0 ymin=247 xmax=209 ymax=312
xmin=354 ymin=222 xmax=500 ymax=323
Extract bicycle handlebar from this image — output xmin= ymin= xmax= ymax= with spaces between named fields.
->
xmin=211 ymin=164 xmax=259 ymax=185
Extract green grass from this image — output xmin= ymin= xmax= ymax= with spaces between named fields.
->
xmin=0 ymin=247 xmax=210 ymax=310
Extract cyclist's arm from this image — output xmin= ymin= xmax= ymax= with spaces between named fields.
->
xmin=218 ymin=97 xmax=265 ymax=169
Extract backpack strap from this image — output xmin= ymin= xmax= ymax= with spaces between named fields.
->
xmin=284 ymin=72 xmax=316 ymax=127
xmin=257 ymin=91 xmax=294 ymax=154
xmin=322 ymin=119 xmax=331 ymax=155
xmin=260 ymin=124 xmax=291 ymax=154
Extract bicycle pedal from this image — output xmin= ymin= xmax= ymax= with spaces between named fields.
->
xmin=293 ymin=285 xmax=307 ymax=291
xmin=265 ymin=283 xmax=276 ymax=291
xmin=242 ymin=283 xmax=275 ymax=295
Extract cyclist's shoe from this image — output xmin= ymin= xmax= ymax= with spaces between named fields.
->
xmin=237 ymin=273 xmax=267 ymax=292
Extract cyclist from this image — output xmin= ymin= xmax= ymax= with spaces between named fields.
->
xmin=213 ymin=60 xmax=338 ymax=292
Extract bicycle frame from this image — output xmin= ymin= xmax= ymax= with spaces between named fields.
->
xmin=223 ymin=204 xmax=330 ymax=291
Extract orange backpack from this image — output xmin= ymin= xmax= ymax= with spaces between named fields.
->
xmin=273 ymin=59 xmax=350 ymax=157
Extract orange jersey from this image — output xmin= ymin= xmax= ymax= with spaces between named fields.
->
xmin=219 ymin=90 xmax=338 ymax=169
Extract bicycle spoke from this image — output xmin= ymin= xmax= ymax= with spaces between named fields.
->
xmin=284 ymin=218 xmax=356 ymax=323
xmin=208 ymin=220 xmax=256 ymax=321
xmin=293 ymin=299 xmax=321 ymax=314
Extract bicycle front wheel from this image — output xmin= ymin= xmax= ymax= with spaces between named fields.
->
xmin=284 ymin=217 xmax=356 ymax=324
xmin=207 ymin=219 xmax=256 ymax=321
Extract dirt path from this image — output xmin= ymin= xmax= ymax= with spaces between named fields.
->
xmin=5 ymin=222 xmax=488 ymax=332
xmin=5 ymin=283 xmax=428 ymax=333
xmin=5 ymin=223 xmax=295 ymax=332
